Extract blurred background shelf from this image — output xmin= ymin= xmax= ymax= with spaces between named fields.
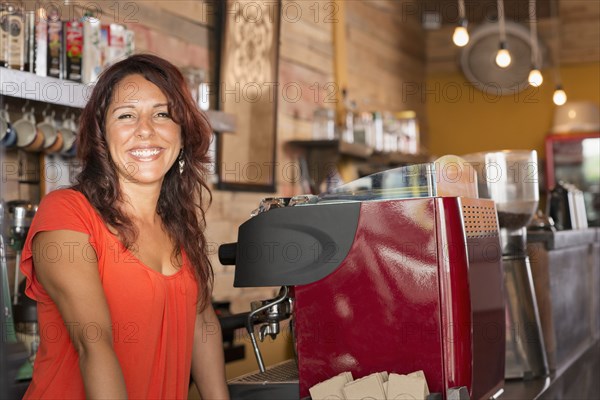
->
xmin=0 ymin=68 xmax=88 ymax=109
xmin=285 ymin=139 xmax=431 ymax=194
xmin=286 ymin=139 xmax=429 ymax=164
xmin=1 ymin=68 xmax=236 ymax=135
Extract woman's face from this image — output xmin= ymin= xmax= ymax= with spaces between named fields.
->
xmin=105 ymin=74 xmax=182 ymax=186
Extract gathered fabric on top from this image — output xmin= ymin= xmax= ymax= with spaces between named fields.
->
xmin=20 ymin=189 xmax=199 ymax=399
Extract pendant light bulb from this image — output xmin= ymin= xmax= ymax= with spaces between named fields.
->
xmin=496 ymin=49 xmax=512 ymax=68
xmin=528 ymin=68 xmax=543 ymax=87
xmin=453 ymin=19 xmax=469 ymax=47
xmin=553 ymin=86 xmax=567 ymax=106
xmin=495 ymin=42 xmax=511 ymax=68
xmin=453 ymin=26 xmax=469 ymax=47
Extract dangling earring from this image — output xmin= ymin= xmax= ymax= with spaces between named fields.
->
xmin=178 ymin=149 xmax=185 ymax=175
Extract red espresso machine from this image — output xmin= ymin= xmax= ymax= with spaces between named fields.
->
xmin=221 ymin=157 xmax=505 ymax=400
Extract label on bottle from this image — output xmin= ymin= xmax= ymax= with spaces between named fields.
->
xmin=0 ymin=6 xmax=8 ymax=65
xmin=47 ymin=18 xmax=63 ymax=78
xmin=65 ymin=20 xmax=83 ymax=82
xmin=7 ymin=13 xmax=25 ymax=69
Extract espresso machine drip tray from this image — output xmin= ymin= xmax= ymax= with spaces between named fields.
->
xmin=230 ymin=359 xmax=299 ymax=383
xmin=228 ymin=360 xmax=300 ymax=400
xmin=227 ymin=361 xmax=474 ymax=400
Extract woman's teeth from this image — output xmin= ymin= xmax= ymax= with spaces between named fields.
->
xmin=130 ymin=148 xmax=161 ymax=158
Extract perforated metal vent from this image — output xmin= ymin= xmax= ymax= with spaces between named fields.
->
xmin=461 ymin=200 xmax=499 ymax=239
xmin=229 ymin=359 xmax=298 ymax=384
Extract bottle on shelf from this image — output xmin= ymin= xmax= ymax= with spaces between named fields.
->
xmin=354 ymin=111 xmax=372 ymax=146
xmin=339 ymin=88 xmax=356 ymax=144
xmin=396 ymin=111 xmax=420 ymax=155
xmin=6 ymin=5 xmax=25 ymax=70
xmin=371 ymin=112 xmax=384 ymax=152
xmin=24 ymin=10 xmax=34 ymax=72
xmin=47 ymin=10 xmax=64 ymax=78
xmin=0 ymin=3 xmax=8 ymax=67
xmin=81 ymin=15 xmax=102 ymax=83
xmin=64 ymin=20 xmax=84 ymax=82
xmin=34 ymin=7 xmax=47 ymax=77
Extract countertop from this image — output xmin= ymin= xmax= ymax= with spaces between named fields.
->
xmin=527 ymin=227 xmax=600 ymax=250
xmin=502 ymin=339 xmax=599 ymax=399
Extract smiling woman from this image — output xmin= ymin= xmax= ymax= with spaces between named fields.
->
xmin=105 ymin=74 xmax=182 ymax=186
xmin=18 ymin=54 xmax=229 ymax=399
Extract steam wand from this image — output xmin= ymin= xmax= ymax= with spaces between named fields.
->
xmin=245 ymin=286 xmax=290 ymax=373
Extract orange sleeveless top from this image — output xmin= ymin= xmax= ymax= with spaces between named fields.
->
xmin=20 ymin=189 xmax=199 ymax=399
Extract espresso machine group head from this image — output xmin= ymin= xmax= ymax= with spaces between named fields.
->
xmin=221 ymin=156 xmax=506 ymax=400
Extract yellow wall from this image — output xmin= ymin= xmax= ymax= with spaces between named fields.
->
xmin=426 ymin=62 xmax=600 ymax=159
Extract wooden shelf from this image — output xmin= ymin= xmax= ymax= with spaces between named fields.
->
xmin=1 ymin=68 xmax=88 ymax=108
xmin=1 ymin=68 xmax=237 ymax=133
xmin=285 ymin=139 xmax=431 ymax=194
xmin=286 ymin=139 xmax=429 ymax=165
xmin=372 ymin=151 xmax=431 ymax=166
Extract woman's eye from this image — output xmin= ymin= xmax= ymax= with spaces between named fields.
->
xmin=117 ymin=113 xmax=134 ymax=120
xmin=156 ymin=112 xmax=171 ymax=118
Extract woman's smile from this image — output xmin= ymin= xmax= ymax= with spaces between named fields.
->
xmin=128 ymin=147 xmax=164 ymax=161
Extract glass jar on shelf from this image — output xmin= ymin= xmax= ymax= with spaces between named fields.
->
xmin=312 ymin=107 xmax=335 ymax=140
xmin=396 ymin=110 xmax=419 ymax=155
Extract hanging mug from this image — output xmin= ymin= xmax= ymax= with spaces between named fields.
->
xmin=60 ymin=113 xmax=78 ymax=157
xmin=38 ymin=111 xmax=63 ymax=154
xmin=0 ymin=108 xmax=18 ymax=148
xmin=14 ymin=109 xmax=45 ymax=152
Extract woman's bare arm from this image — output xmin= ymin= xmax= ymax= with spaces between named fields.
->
xmin=191 ymin=303 xmax=229 ymax=399
xmin=33 ymin=229 xmax=127 ymax=399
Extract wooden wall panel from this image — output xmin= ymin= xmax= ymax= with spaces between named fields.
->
xmin=559 ymin=0 xmax=600 ymax=64
xmin=277 ymin=0 xmax=429 ymax=152
xmin=344 ymin=0 xmax=428 ymax=147
xmin=277 ymin=0 xmax=335 ymax=195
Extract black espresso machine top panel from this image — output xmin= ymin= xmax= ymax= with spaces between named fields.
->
xmin=232 ymin=202 xmax=360 ymax=287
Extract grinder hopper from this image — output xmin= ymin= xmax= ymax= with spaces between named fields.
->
xmin=463 ymin=150 xmax=549 ymax=380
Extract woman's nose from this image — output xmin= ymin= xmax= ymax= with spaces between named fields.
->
xmin=135 ymin=116 xmax=155 ymax=138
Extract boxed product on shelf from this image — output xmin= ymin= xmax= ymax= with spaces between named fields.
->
xmin=5 ymin=3 xmax=135 ymax=84
xmin=64 ymin=20 xmax=83 ymax=82
xmin=104 ymin=23 xmax=126 ymax=66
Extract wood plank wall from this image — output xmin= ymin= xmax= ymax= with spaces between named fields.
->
xmin=346 ymin=0 xmax=426 ymax=111
xmin=427 ymin=0 xmax=600 ymax=74
xmin=344 ymin=0 xmax=428 ymax=146
xmin=558 ymin=0 xmax=600 ymax=64
xmin=276 ymin=0 xmax=428 ymax=190
xmin=277 ymin=0 xmax=335 ymax=195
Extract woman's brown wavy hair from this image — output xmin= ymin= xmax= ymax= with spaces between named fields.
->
xmin=74 ymin=54 xmax=213 ymax=310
